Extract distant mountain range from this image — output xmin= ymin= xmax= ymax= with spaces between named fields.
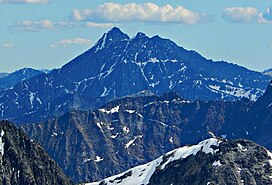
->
xmin=87 ymin=138 xmax=272 ymax=185
xmin=0 ymin=68 xmax=45 ymax=91
xmin=0 ymin=120 xmax=73 ymax=185
xmin=22 ymin=80 xmax=272 ymax=182
xmin=0 ymin=27 xmax=270 ymax=125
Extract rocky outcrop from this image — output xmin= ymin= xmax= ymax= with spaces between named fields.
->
xmin=22 ymin=92 xmax=251 ymax=182
xmin=0 ymin=120 xmax=73 ymax=185
xmin=22 ymin=79 xmax=272 ymax=183
xmin=87 ymin=138 xmax=272 ymax=185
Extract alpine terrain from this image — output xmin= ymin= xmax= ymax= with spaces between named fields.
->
xmin=0 ymin=27 xmax=270 ymax=125
xmin=0 ymin=120 xmax=73 ymax=185
xmin=86 ymin=138 xmax=272 ymax=185
xmin=22 ymin=80 xmax=272 ymax=182
xmin=0 ymin=68 xmax=45 ymax=91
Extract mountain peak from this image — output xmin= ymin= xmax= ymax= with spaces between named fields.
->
xmin=106 ymin=27 xmax=130 ymax=41
xmin=107 ymin=27 xmax=123 ymax=34
xmin=135 ymin=32 xmax=147 ymax=39
xmin=94 ymin=27 xmax=129 ymax=52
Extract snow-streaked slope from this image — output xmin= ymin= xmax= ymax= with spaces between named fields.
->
xmin=0 ymin=27 xmax=270 ymax=125
xmin=86 ymin=138 xmax=221 ymax=185
xmin=0 ymin=68 xmax=44 ymax=91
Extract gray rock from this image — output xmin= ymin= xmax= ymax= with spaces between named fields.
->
xmin=0 ymin=120 xmax=73 ymax=185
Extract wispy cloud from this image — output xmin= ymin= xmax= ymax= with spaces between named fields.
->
xmin=259 ymin=6 xmax=272 ymax=23
xmin=222 ymin=6 xmax=272 ymax=24
xmin=51 ymin=38 xmax=92 ymax=48
xmin=222 ymin=7 xmax=259 ymax=23
xmin=85 ymin=22 xmax=115 ymax=28
xmin=13 ymin=20 xmax=75 ymax=31
xmin=2 ymin=43 xmax=14 ymax=48
xmin=0 ymin=0 xmax=49 ymax=4
xmin=72 ymin=2 xmax=208 ymax=24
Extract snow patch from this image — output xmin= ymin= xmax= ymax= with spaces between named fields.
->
xmin=125 ymin=135 xmax=143 ymax=149
xmin=111 ymin=133 xmax=119 ymax=139
xmin=36 ymin=97 xmax=42 ymax=105
xmin=86 ymin=138 xmax=221 ymax=185
xmin=96 ymin=33 xmax=107 ymax=52
xmin=266 ymin=150 xmax=272 ymax=166
xmin=237 ymin=143 xmax=247 ymax=152
xmin=169 ymin=137 xmax=173 ymax=143
xmin=212 ymin=160 xmax=222 ymax=167
xmin=267 ymin=102 xmax=272 ymax=108
xmin=160 ymin=138 xmax=221 ymax=170
xmin=29 ymin=91 xmax=36 ymax=109
xmin=125 ymin=110 xmax=135 ymax=114
xmin=94 ymin=156 xmax=104 ymax=163
xmin=123 ymin=126 xmax=130 ymax=134
xmin=0 ymin=130 xmax=5 ymax=157
xmin=208 ymin=85 xmax=220 ymax=91
xmin=99 ymin=106 xmax=120 ymax=114
xmin=101 ymin=87 xmax=110 ymax=97
xmin=237 ymin=167 xmax=242 ymax=174
xmin=83 ymin=156 xmax=104 ymax=164
xmin=51 ymin=132 xmax=58 ymax=137
xmin=149 ymin=81 xmax=160 ymax=88
xmin=96 ymin=122 xmax=104 ymax=133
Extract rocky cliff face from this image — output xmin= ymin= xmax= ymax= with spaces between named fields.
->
xmin=87 ymin=138 xmax=272 ymax=185
xmin=243 ymin=81 xmax=272 ymax=148
xmin=22 ymin=92 xmax=252 ymax=183
xmin=0 ymin=120 xmax=73 ymax=185
xmin=0 ymin=27 xmax=270 ymax=125
xmin=22 ymin=80 xmax=272 ymax=183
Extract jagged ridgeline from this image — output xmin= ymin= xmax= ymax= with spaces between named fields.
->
xmin=0 ymin=27 xmax=270 ymax=125
xmin=0 ymin=121 xmax=73 ymax=185
xmin=86 ymin=138 xmax=272 ymax=185
xmin=23 ymin=81 xmax=272 ymax=183
xmin=0 ymin=68 xmax=45 ymax=91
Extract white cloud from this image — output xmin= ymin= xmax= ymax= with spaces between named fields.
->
xmin=51 ymin=38 xmax=92 ymax=48
xmin=0 ymin=0 xmax=49 ymax=4
xmin=222 ymin=6 xmax=272 ymax=24
xmin=85 ymin=22 xmax=115 ymax=28
xmin=14 ymin=20 xmax=75 ymax=31
xmin=222 ymin=7 xmax=259 ymax=23
xmin=259 ymin=6 xmax=272 ymax=23
xmin=2 ymin=43 xmax=14 ymax=48
xmin=72 ymin=2 xmax=207 ymax=24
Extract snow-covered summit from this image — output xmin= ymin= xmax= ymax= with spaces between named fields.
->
xmin=87 ymin=138 xmax=221 ymax=185
xmin=0 ymin=27 xmax=270 ymax=124
xmin=86 ymin=138 xmax=272 ymax=185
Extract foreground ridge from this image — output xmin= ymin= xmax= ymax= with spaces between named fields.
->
xmin=86 ymin=138 xmax=272 ymax=185
xmin=23 ymin=80 xmax=272 ymax=182
xmin=0 ymin=120 xmax=73 ymax=185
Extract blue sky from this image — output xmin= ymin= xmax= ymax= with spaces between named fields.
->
xmin=0 ymin=0 xmax=272 ymax=73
